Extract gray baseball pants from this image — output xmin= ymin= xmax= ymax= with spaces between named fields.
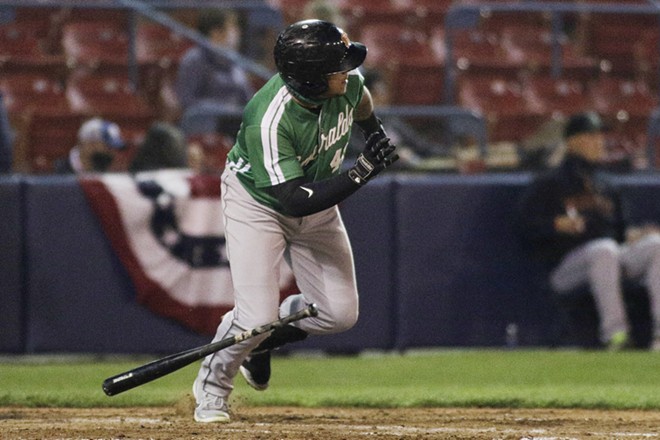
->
xmin=195 ymin=168 xmax=359 ymax=400
xmin=550 ymin=235 xmax=660 ymax=343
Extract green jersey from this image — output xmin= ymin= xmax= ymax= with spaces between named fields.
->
xmin=226 ymin=70 xmax=365 ymax=212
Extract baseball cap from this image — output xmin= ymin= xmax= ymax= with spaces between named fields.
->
xmin=563 ymin=112 xmax=604 ymax=139
xmin=78 ymin=118 xmax=126 ymax=149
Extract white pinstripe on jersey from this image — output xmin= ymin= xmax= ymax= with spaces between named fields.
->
xmin=261 ymin=86 xmax=293 ymax=185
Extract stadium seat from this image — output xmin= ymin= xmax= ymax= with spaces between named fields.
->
xmin=498 ymin=25 xmax=597 ymax=77
xmin=0 ymin=73 xmax=71 ymax=118
xmin=589 ymin=76 xmax=658 ymax=120
xmin=360 ymin=23 xmax=441 ymax=67
xmin=586 ymin=13 xmax=658 ymax=76
xmin=448 ymin=28 xmax=524 ymax=76
xmin=477 ymin=9 xmax=551 ymax=34
xmin=61 ymin=21 xmax=130 ymax=70
xmin=134 ymin=22 xmax=194 ymax=119
xmin=385 ymin=63 xmax=444 ymax=106
xmin=64 ymin=7 xmax=129 ymax=23
xmin=65 ymin=72 xmax=155 ymax=121
xmin=358 ymin=23 xmax=444 ymax=105
xmin=457 ymin=75 xmax=544 ymax=142
xmin=187 ymin=132 xmax=234 ymax=173
xmin=136 ymin=22 xmax=194 ymax=70
xmin=409 ymin=0 xmax=452 ymax=34
xmin=268 ymin=0 xmax=311 ymax=24
xmin=16 ymin=113 xmax=86 ymax=173
xmin=0 ymin=21 xmax=66 ymax=77
xmin=527 ymin=76 xmax=591 ymax=118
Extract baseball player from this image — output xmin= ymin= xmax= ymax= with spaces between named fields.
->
xmin=192 ymin=19 xmax=398 ymax=422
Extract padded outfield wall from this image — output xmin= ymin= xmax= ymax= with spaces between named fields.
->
xmin=1 ymin=172 xmax=659 ymax=354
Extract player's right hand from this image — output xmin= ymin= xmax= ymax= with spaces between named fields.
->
xmin=348 ymin=132 xmax=399 ymax=186
xmin=554 ymin=213 xmax=586 ymax=234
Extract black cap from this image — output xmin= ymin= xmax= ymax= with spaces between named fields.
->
xmin=564 ymin=112 xmax=603 ymax=139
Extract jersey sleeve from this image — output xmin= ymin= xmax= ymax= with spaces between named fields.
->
xmin=345 ymin=69 xmax=365 ymax=108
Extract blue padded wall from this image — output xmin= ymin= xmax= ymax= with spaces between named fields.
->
xmin=23 ymin=176 xmax=209 ymax=354
xmin=6 ymin=172 xmax=660 ymax=354
xmin=0 ymin=175 xmax=25 ymax=352
xmin=393 ymin=174 xmax=560 ymax=349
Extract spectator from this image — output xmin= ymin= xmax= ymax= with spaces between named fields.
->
xmin=129 ymin=122 xmax=188 ymax=172
xmin=517 ymin=112 xmax=660 ymax=351
xmin=54 ymin=117 xmax=125 ymax=174
xmin=176 ymin=9 xmax=254 ymax=137
xmin=0 ymin=92 xmax=13 ymax=173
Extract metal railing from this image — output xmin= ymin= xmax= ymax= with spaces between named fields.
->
xmin=444 ymin=1 xmax=660 ymax=169
xmin=443 ymin=1 xmax=660 ymax=104
xmin=0 ymin=0 xmax=276 ymax=85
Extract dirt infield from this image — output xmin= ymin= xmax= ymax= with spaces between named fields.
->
xmin=1 ymin=403 xmax=659 ymax=440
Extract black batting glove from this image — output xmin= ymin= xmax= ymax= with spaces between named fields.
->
xmin=348 ymin=131 xmax=399 ymax=186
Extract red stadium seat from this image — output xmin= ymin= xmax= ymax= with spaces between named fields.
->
xmin=359 ymin=23 xmax=444 ymax=105
xmin=527 ymin=76 xmax=591 ymax=118
xmin=386 ymin=63 xmax=444 ymax=106
xmin=457 ymin=74 xmax=544 ymax=142
xmin=0 ymin=22 xmax=66 ymax=77
xmin=360 ymin=23 xmax=441 ymax=67
xmin=498 ymin=25 xmax=597 ymax=78
xmin=448 ymin=28 xmax=524 ymax=76
xmin=65 ymin=72 xmax=155 ymax=121
xmin=187 ymin=132 xmax=234 ymax=173
xmin=61 ymin=21 xmax=130 ymax=69
xmin=589 ymin=77 xmax=658 ymax=130
xmin=587 ymin=14 xmax=658 ymax=75
xmin=0 ymin=73 xmax=70 ymax=118
xmin=268 ymin=0 xmax=310 ymax=24
xmin=15 ymin=113 xmax=86 ymax=173
xmin=136 ymin=22 xmax=194 ymax=70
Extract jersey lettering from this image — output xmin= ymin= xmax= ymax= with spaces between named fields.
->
xmin=319 ymin=105 xmax=353 ymax=152
xmin=300 ymin=104 xmax=354 ymax=167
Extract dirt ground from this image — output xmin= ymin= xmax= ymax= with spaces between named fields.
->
xmin=1 ymin=402 xmax=659 ymax=440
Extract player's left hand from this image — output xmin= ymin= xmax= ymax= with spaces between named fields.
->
xmin=348 ymin=131 xmax=399 ymax=185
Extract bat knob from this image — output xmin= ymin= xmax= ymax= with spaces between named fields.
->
xmin=307 ymin=303 xmax=319 ymax=317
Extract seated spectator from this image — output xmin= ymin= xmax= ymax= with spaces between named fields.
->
xmin=176 ymin=9 xmax=253 ymax=137
xmin=54 ymin=117 xmax=125 ymax=174
xmin=129 ymin=122 xmax=188 ymax=172
xmin=516 ymin=112 xmax=660 ymax=351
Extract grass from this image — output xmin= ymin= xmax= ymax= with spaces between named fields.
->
xmin=0 ymin=350 xmax=659 ymax=410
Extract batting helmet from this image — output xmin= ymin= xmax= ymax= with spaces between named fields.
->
xmin=274 ymin=20 xmax=367 ymax=98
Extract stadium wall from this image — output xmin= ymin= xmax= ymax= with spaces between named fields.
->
xmin=1 ymin=173 xmax=659 ymax=354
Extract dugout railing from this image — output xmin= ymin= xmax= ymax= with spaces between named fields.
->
xmin=0 ymin=0 xmax=491 ymax=169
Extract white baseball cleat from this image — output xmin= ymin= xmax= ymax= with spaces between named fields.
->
xmin=192 ymin=380 xmax=230 ymax=423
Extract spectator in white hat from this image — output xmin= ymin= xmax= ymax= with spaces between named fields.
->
xmin=54 ymin=117 xmax=126 ymax=173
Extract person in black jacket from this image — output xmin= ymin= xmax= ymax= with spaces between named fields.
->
xmin=517 ymin=112 xmax=660 ymax=350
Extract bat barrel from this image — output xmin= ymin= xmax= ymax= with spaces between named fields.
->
xmin=101 ymin=303 xmax=318 ymax=396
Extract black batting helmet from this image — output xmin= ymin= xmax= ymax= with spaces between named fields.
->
xmin=274 ymin=20 xmax=367 ymax=98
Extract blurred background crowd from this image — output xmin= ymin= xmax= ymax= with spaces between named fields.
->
xmin=1 ymin=0 xmax=659 ymax=176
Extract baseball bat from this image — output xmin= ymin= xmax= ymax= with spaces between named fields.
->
xmin=102 ymin=303 xmax=319 ymax=396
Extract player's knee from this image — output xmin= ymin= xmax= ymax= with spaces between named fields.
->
xmin=645 ymin=232 xmax=660 ymax=254
xmin=322 ymin=300 xmax=358 ymax=333
xmin=590 ymin=238 xmax=620 ymax=265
